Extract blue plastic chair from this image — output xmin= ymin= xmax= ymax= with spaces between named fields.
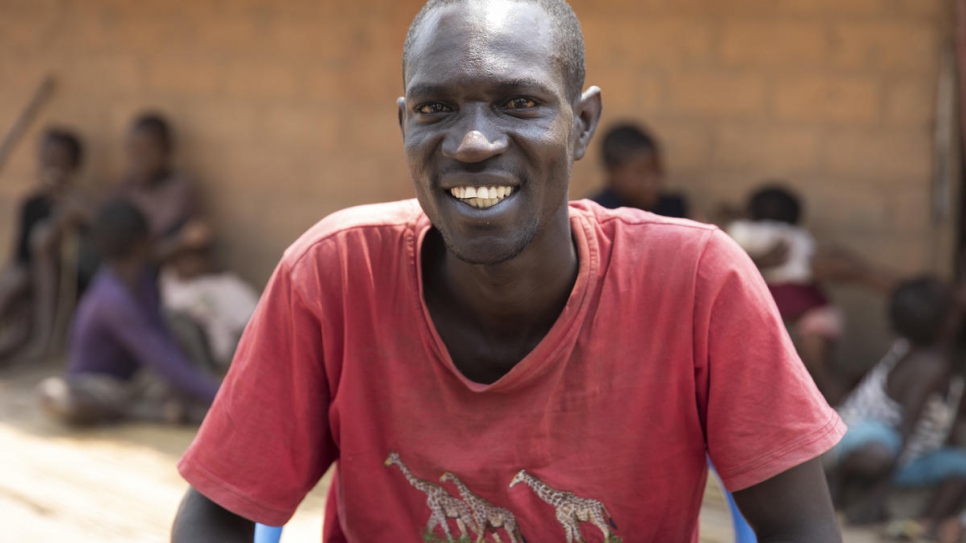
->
xmin=254 ymin=523 xmax=283 ymax=543
xmin=709 ymin=464 xmax=757 ymax=543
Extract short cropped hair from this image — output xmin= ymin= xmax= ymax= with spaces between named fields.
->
xmin=92 ymin=200 xmax=150 ymax=260
xmin=43 ymin=128 xmax=84 ymax=169
xmin=600 ymin=123 xmax=660 ymax=171
xmin=403 ymin=0 xmax=585 ymax=100
xmin=132 ymin=112 xmax=173 ymax=152
xmin=748 ymin=185 xmax=802 ymax=225
xmin=889 ymin=276 xmax=953 ymax=347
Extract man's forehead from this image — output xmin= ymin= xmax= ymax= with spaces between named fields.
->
xmin=405 ymin=1 xmax=561 ymax=91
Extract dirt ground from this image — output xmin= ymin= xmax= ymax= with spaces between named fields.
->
xmin=0 ymin=357 xmax=880 ymax=542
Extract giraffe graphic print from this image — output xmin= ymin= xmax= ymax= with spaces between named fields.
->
xmin=509 ymin=470 xmax=620 ymax=543
xmin=440 ymin=472 xmax=526 ymax=543
xmin=385 ymin=451 xmax=481 ymax=542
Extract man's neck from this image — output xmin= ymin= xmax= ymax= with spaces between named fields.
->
xmin=422 ymin=211 xmax=578 ymax=382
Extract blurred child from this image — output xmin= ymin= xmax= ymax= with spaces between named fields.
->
xmin=828 ymin=277 xmax=966 ymax=529
xmin=0 ymin=128 xmax=93 ymax=363
xmin=589 ymin=122 xmax=689 ymax=218
xmin=160 ymin=223 xmax=259 ymax=372
xmin=38 ymin=201 xmax=220 ymax=426
xmin=114 ymin=112 xmax=206 ymax=262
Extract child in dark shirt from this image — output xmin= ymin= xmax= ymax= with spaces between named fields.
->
xmin=588 ymin=122 xmax=689 ymax=218
xmin=0 ymin=128 xmax=92 ymax=364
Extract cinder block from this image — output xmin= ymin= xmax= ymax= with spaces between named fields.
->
xmin=712 ymin=125 xmax=821 ymax=172
xmin=776 ymin=0 xmax=886 ymax=16
xmin=192 ymin=16 xmax=265 ymax=53
xmin=893 ymin=0 xmax=948 ymax=18
xmin=582 ymin=17 xmax=715 ymax=69
xmin=773 ymin=75 xmax=880 ymax=123
xmin=179 ymin=99 xmax=260 ymax=148
xmin=667 ymin=71 xmax=767 ymax=117
xmin=268 ymin=19 xmax=362 ymax=62
xmin=824 ymin=132 xmax=934 ymax=179
xmin=63 ymin=54 xmax=144 ymax=97
xmin=144 ymin=56 xmax=222 ymax=96
xmin=883 ymin=79 xmax=936 ymax=128
xmin=830 ymin=22 xmax=939 ymax=73
xmin=720 ymin=21 xmax=827 ymax=68
xmin=668 ymin=0 xmax=776 ymax=16
xmin=806 ymin=181 xmax=892 ymax=236
xmin=887 ymin=183 xmax=938 ymax=236
xmin=260 ymin=104 xmax=342 ymax=151
xmin=590 ymin=71 xmax=664 ymax=115
xmin=654 ymin=122 xmax=714 ymax=173
xmin=222 ymin=59 xmax=300 ymax=101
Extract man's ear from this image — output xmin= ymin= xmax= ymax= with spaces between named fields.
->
xmin=572 ymin=86 xmax=602 ymax=161
xmin=397 ymin=97 xmax=407 ymax=139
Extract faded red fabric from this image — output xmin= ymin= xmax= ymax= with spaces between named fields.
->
xmin=179 ymin=199 xmax=843 ymax=543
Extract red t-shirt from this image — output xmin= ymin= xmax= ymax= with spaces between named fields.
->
xmin=178 ymin=199 xmax=844 ymax=543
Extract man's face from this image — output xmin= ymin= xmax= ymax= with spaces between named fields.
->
xmin=399 ymin=1 xmax=592 ymax=265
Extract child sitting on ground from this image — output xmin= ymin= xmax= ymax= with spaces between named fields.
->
xmin=114 ymin=112 xmax=209 ymax=263
xmin=828 ymin=276 xmax=966 ymax=531
xmin=38 ymin=200 xmax=220 ymax=426
xmin=0 ymin=128 xmax=95 ymax=364
xmin=588 ymin=122 xmax=690 ymax=218
xmin=159 ymin=222 xmax=259 ymax=372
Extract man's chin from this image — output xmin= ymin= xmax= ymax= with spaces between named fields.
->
xmin=440 ymin=230 xmax=536 ymax=267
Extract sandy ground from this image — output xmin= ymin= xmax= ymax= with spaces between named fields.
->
xmin=0 ymin=356 xmax=880 ymax=542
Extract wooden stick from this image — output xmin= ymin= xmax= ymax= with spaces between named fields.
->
xmin=0 ymin=75 xmax=56 ymax=175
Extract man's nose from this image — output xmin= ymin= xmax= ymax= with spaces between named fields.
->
xmin=441 ymin=110 xmax=508 ymax=163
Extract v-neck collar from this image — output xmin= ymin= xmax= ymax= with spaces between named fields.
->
xmin=408 ymin=204 xmax=600 ymax=393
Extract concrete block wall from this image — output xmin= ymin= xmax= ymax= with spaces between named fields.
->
xmin=0 ymin=0 xmax=955 ymax=365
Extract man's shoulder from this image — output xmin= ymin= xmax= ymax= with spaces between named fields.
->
xmin=570 ymin=198 xmax=716 ymax=238
xmin=281 ymin=199 xmax=424 ymax=268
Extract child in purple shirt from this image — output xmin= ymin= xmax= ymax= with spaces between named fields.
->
xmin=39 ymin=201 xmax=220 ymax=426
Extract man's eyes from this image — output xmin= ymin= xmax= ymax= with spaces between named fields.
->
xmin=415 ymin=103 xmax=452 ymax=114
xmin=503 ymin=97 xmax=538 ymax=110
xmin=412 ymin=97 xmax=540 ymax=116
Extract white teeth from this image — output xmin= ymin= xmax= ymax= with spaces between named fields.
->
xmin=448 ymin=185 xmax=515 ymax=209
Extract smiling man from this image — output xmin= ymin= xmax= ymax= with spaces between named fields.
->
xmin=171 ymin=1 xmax=845 ymax=541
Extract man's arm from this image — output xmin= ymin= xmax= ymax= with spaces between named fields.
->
xmin=732 ymin=458 xmax=841 ymax=542
xmin=171 ymin=487 xmax=255 ymax=543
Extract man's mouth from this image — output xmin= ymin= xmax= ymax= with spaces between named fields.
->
xmin=449 ymin=185 xmax=515 ymax=209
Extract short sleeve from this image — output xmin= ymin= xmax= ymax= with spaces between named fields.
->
xmin=693 ymin=229 xmax=845 ymax=492
xmin=177 ymin=258 xmax=336 ymax=525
